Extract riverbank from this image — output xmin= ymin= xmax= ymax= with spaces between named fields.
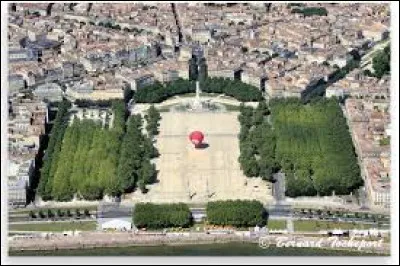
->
xmin=9 ymin=242 xmax=387 ymax=256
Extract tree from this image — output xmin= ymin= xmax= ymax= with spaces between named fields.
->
xmin=141 ymin=160 xmax=157 ymax=185
xmin=372 ymin=45 xmax=390 ymax=78
xmin=145 ymin=105 xmax=161 ymax=138
xmin=47 ymin=209 xmax=54 ymax=218
xmin=138 ymin=179 xmax=147 ymax=194
xmin=38 ymin=210 xmax=45 ymax=219
xmin=363 ymin=69 xmax=375 ymax=77
xmin=56 ymin=209 xmax=64 ymax=217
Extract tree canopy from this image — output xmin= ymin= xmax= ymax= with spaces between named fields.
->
xmin=206 ymin=200 xmax=268 ymax=227
xmin=291 ymin=7 xmax=328 ymax=16
xmin=38 ymin=100 xmax=159 ymax=201
xmin=200 ymin=77 xmax=263 ymax=102
xmin=117 ymin=114 xmax=158 ymax=194
xmin=38 ymin=100 xmax=71 ymax=200
xmin=42 ymin=102 xmax=126 ymax=201
xmin=134 ymin=79 xmax=196 ymax=103
xmin=238 ymin=101 xmax=276 ymax=181
xmin=238 ymin=98 xmax=363 ymax=197
xmin=145 ymin=105 xmax=162 ymax=138
xmin=270 ymin=98 xmax=362 ymax=197
xmin=133 ymin=203 xmax=192 ymax=229
xmin=372 ymin=45 xmax=390 ymax=78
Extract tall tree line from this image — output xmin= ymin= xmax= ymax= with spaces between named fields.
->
xmin=116 ymin=114 xmax=159 ymax=194
xmin=38 ymin=100 xmax=71 ymax=200
xmin=134 ymin=79 xmax=196 ymax=103
xmin=200 ymin=77 xmax=263 ymax=102
xmin=145 ymin=105 xmax=162 ymax=138
xmin=134 ymin=77 xmax=263 ymax=103
xmin=238 ymin=101 xmax=276 ymax=181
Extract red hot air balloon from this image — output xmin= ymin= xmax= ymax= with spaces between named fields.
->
xmin=189 ymin=131 xmax=204 ymax=148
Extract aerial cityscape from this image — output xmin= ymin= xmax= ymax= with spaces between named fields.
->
xmin=5 ymin=2 xmax=393 ymax=258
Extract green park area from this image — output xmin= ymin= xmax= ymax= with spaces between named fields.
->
xmin=36 ymin=101 xmax=160 ymax=201
xmin=238 ymin=98 xmax=363 ymax=197
xmin=267 ymin=220 xmax=287 ymax=230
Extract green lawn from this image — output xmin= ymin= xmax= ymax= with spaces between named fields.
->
xmin=9 ymin=221 xmax=97 ymax=232
xmin=267 ymin=220 xmax=286 ymax=230
xmin=293 ymin=220 xmax=385 ymax=232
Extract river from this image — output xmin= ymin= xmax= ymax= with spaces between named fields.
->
xmin=9 ymin=243 xmax=387 ymax=256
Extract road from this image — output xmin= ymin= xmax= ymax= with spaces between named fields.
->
xmin=272 ymin=172 xmax=286 ymax=203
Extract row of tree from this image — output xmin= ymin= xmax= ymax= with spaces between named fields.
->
xmin=74 ymin=99 xmax=113 ymax=108
xmin=134 ymin=76 xmax=263 ymax=103
xmin=269 ymin=98 xmax=363 ymax=197
xmin=29 ymin=208 xmax=91 ymax=219
xmin=117 ymin=114 xmax=159 ymax=194
xmin=206 ymin=200 xmax=268 ymax=227
xmin=200 ymin=77 xmax=263 ymax=102
xmin=38 ymin=100 xmax=71 ymax=200
xmin=238 ymin=101 xmax=276 ymax=181
xmin=134 ymin=79 xmax=196 ymax=103
xmin=145 ymin=105 xmax=162 ymax=138
xmin=47 ymin=115 xmax=122 ymax=201
xmin=133 ymin=203 xmax=192 ymax=229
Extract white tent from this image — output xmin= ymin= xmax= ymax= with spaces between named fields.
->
xmin=101 ymin=219 xmax=132 ymax=231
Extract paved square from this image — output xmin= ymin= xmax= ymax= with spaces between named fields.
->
xmin=129 ymin=112 xmax=273 ymax=204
